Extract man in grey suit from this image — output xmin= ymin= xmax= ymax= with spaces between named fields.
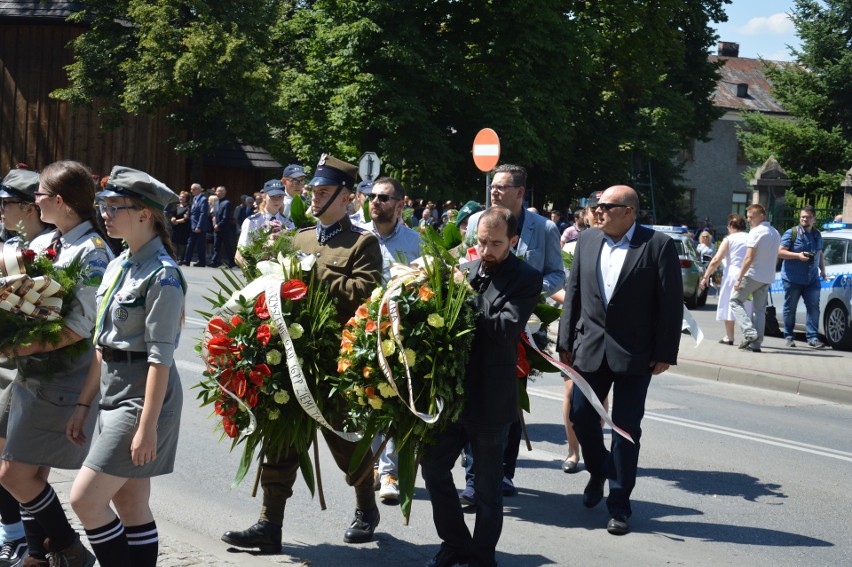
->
xmin=556 ymin=185 xmax=682 ymax=535
xmin=463 ymin=164 xmax=563 ymax=499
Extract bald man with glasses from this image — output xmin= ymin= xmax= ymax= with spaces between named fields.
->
xmin=556 ymin=185 xmax=682 ymax=535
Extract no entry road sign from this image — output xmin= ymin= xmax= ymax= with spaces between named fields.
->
xmin=472 ymin=128 xmax=500 ymax=172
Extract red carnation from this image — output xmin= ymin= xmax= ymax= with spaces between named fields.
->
xmin=21 ymin=249 xmax=37 ymax=264
xmin=230 ymin=315 xmax=243 ymax=327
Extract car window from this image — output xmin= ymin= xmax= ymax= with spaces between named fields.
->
xmin=846 ymin=240 xmax=852 ymax=264
xmin=823 ymin=238 xmax=847 ymax=266
xmin=672 ymin=240 xmax=685 ymax=256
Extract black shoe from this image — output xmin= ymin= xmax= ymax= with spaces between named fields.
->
xmin=343 ymin=508 xmax=380 ymax=544
xmin=221 ymin=520 xmax=282 ymax=553
xmin=607 ymin=513 xmax=630 ymax=535
xmin=426 ymin=544 xmax=469 ymax=567
xmin=582 ymin=475 xmax=605 ymax=508
xmin=0 ymin=536 xmax=28 ymax=565
xmin=501 ymin=477 xmax=517 ymax=496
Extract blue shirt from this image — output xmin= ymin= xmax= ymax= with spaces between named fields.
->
xmin=362 ymin=220 xmax=423 ymax=281
xmin=780 ymin=226 xmax=822 ymax=285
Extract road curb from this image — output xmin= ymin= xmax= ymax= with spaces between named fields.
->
xmin=675 ymin=359 xmax=852 ymax=406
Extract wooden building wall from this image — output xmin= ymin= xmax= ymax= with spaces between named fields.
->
xmin=0 ymin=22 xmax=189 ymax=190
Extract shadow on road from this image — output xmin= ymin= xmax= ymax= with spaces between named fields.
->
xmin=643 ymin=467 xmax=787 ymax=502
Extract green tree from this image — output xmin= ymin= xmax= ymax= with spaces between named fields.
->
xmin=54 ymin=0 xmax=284 ymax=156
xmin=739 ymin=0 xmax=852 ymax=200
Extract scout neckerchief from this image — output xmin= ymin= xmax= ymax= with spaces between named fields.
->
xmin=92 ymin=258 xmax=134 ymax=345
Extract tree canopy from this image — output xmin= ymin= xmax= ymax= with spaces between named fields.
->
xmin=738 ymin=0 xmax=852 ymax=201
xmin=56 ymin=0 xmax=731 ymax=218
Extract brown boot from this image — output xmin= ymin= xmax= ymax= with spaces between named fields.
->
xmin=44 ymin=534 xmax=95 ymax=567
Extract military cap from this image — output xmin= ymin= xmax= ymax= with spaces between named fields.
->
xmin=0 ymin=169 xmax=40 ymax=201
xmin=357 ymin=179 xmax=374 ymax=194
xmin=263 ymin=179 xmax=286 ymax=196
xmin=282 ymin=164 xmax=306 ymax=179
xmin=98 ymin=165 xmax=178 ymax=210
xmin=456 ymin=200 xmax=484 ymax=228
xmin=308 ymin=154 xmax=358 ymax=189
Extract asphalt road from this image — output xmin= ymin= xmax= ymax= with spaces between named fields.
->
xmin=147 ymin=267 xmax=852 ymax=566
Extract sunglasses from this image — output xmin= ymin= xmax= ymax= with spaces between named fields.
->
xmin=596 ymin=202 xmax=631 ymax=211
xmin=369 ymin=194 xmax=400 ymax=203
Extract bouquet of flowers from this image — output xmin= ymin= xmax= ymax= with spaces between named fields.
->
xmin=0 ymin=242 xmax=87 ymax=366
xmin=195 ymin=231 xmax=343 ymax=489
xmin=332 ymin=240 xmax=477 ymax=522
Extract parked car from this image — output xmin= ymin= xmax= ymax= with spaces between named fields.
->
xmin=767 ymin=222 xmax=852 ymax=350
xmin=645 ymin=226 xmax=708 ymax=308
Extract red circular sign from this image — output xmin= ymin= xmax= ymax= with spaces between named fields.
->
xmin=472 ymin=128 xmax=500 ymax=172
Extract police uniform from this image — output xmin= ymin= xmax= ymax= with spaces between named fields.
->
xmin=86 ymin=166 xmax=186 ymax=478
xmin=237 ymin=179 xmax=294 ymax=249
xmin=224 ymin=155 xmax=382 ymax=550
xmin=4 ymin=220 xmax=113 ymax=468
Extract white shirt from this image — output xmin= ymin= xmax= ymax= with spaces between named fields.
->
xmin=597 ymin=223 xmax=637 ymax=307
xmin=745 ymin=221 xmax=782 ymax=284
xmin=237 ymin=211 xmax=292 ymax=248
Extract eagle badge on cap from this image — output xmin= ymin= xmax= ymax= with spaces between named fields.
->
xmin=318 ymin=153 xmax=328 ymax=166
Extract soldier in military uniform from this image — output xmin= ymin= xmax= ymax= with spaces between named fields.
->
xmin=222 ymin=155 xmax=383 ymax=552
xmin=65 ymin=166 xmax=186 ymax=567
xmin=0 ymin=160 xmax=114 ymax=567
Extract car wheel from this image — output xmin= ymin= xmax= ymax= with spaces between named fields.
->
xmin=823 ymin=301 xmax=852 ymax=350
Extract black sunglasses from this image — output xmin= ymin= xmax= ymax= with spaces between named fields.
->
xmin=369 ymin=194 xmax=399 ymax=203
xmin=596 ymin=202 xmax=631 ymax=211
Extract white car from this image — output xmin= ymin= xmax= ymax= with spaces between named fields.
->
xmin=768 ymin=223 xmax=852 ymax=350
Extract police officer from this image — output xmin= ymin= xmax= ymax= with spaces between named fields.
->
xmin=222 ymin=155 xmax=383 ymax=552
xmin=235 ymin=179 xmax=292 ymax=267
xmin=281 ymin=163 xmax=308 ymax=223
xmin=0 ymin=160 xmax=114 ymax=567
xmin=66 ymin=166 xmax=186 ymax=567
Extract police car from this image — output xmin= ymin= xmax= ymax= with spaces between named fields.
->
xmin=645 ymin=225 xmax=708 ymax=308
xmin=768 ymin=222 xmax=852 ymax=350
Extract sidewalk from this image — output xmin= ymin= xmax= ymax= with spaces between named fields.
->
xmin=675 ymin=297 xmax=852 ymax=405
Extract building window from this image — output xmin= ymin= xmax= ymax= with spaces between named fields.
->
xmin=677 ymin=140 xmax=696 ymax=163
xmin=682 ymin=188 xmax=695 ymax=211
xmin=732 ymin=192 xmax=748 ymax=215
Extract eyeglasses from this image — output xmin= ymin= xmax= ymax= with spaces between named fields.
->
xmin=98 ymin=203 xmax=139 ymax=218
xmin=369 ymin=194 xmax=400 ymax=203
xmin=489 ymin=185 xmax=520 ymax=192
xmin=32 ymin=192 xmax=55 ymax=199
xmin=0 ymin=200 xmax=23 ymax=209
xmin=288 ymin=178 xmax=306 ymax=186
xmin=595 ymin=202 xmax=631 ymax=211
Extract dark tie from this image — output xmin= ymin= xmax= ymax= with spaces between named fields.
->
xmin=48 ymin=235 xmax=63 ymax=258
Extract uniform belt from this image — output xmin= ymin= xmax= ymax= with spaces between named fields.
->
xmin=101 ymin=347 xmax=147 ymax=363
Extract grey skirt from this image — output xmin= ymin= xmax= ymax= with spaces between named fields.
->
xmin=3 ymin=379 xmax=97 ymax=469
xmin=83 ymin=360 xmax=182 ymax=478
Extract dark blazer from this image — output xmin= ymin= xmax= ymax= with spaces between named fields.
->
xmin=557 ymin=225 xmax=682 ymax=375
xmin=190 ymin=193 xmax=212 ymax=232
xmin=215 ymin=198 xmax=234 ymax=230
xmin=462 ymin=254 xmax=542 ymax=426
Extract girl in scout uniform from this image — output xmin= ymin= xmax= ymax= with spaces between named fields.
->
xmin=65 ymin=166 xmax=185 ymax=567
xmin=0 ymin=167 xmax=54 ymax=565
xmin=0 ymin=160 xmax=114 ymax=567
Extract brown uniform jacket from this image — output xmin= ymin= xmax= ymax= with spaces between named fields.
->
xmin=293 ymin=215 xmax=382 ymax=324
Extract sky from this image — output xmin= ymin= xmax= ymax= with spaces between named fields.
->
xmin=712 ymin=0 xmax=803 ymax=61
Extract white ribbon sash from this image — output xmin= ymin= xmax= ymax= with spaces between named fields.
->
xmin=521 ymin=328 xmax=635 ymax=444
xmin=681 ymin=305 xmax=704 ymax=346
xmin=374 ymin=261 xmax=443 ymax=424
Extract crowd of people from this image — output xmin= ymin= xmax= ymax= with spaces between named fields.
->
xmin=0 ymin=153 xmax=836 ymax=567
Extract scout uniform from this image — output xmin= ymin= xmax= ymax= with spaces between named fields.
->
xmin=223 ymin=155 xmax=383 ymax=551
xmin=0 ymin=168 xmax=51 ymax=438
xmin=4 ymin=221 xmax=113 ymax=468
xmin=87 ymin=167 xmax=186 ymax=478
